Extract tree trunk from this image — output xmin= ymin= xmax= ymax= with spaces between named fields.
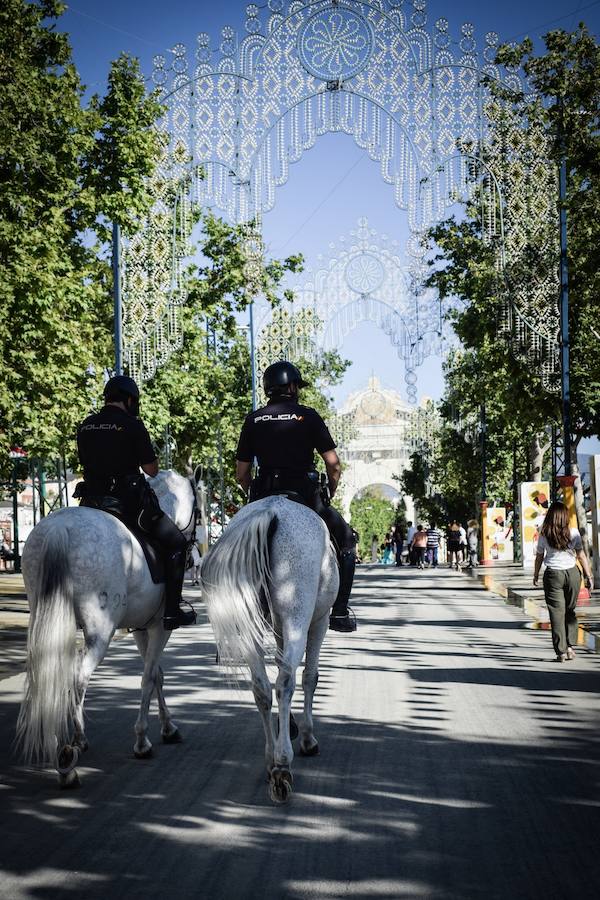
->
xmin=528 ymin=433 xmax=549 ymax=482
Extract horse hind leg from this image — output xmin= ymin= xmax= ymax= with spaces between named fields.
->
xmin=60 ymin=626 xmax=113 ymax=788
xmin=249 ymin=652 xmax=275 ymax=777
xmin=299 ymin=613 xmax=329 ymax=757
xmin=132 ymin=632 xmax=180 ymax=744
xmin=133 ymin=626 xmax=169 ymax=759
xmin=271 ymin=642 xmax=304 ymax=804
xmin=156 ymin=666 xmax=181 ymax=744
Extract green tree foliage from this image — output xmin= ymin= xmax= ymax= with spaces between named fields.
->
xmin=349 ymin=491 xmax=395 ymax=560
xmin=426 ymin=27 xmax=600 ymax=519
xmin=399 ymin=451 xmax=450 ymax=526
xmin=0 ymin=1 xmax=163 ymax=477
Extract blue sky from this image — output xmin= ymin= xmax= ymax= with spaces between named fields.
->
xmin=59 ymin=0 xmax=600 ymax=452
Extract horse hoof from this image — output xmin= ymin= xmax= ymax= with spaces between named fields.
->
xmin=162 ymin=728 xmax=183 ymax=744
xmin=57 ymin=745 xmax=79 ymax=775
xmin=299 ymin=742 xmax=319 ymax=757
xmin=58 ymin=769 xmax=80 ymax=790
xmin=134 ymin=745 xmax=153 ymax=760
xmin=269 ymin=767 xmax=293 ymax=804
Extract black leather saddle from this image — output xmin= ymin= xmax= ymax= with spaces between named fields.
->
xmin=130 ymin=527 xmax=164 ymax=585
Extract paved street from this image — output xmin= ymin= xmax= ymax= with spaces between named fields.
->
xmin=1 ymin=567 xmax=599 ymax=900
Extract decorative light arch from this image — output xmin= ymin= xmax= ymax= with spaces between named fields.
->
xmin=122 ymin=0 xmax=560 ymax=390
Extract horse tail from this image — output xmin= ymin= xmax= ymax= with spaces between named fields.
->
xmin=202 ymin=506 xmax=277 ymax=672
xmin=16 ymin=522 xmax=78 ymax=765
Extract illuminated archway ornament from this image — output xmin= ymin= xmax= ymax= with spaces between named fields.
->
xmin=255 ymin=218 xmax=449 ymax=404
xmin=345 ymin=253 xmax=385 ymax=295
xmin=298 ymin=7 xmax=374 ymax=81
xmin=122 ymin=0 xmax=561 ymax=395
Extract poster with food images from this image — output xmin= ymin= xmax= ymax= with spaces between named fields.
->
xmin=485 ymin=507 xmax=513 ymax=562
xmin=519 ymin=481 xmax=550 ymax=566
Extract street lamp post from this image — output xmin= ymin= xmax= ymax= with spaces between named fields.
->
xmin=11 ymin=462 xmax=20 ymax=573
xmin=249 ymin=302 xmax=258 ymax=412
xmin=480 ymin=403 xmax=487 ymax=501
xmin=559 ymin=157 xmax=572 ymax=477
xmin=112 ymin=222 xmax=123 ymax=376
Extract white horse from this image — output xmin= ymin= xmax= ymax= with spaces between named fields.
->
xmin=201 ymin=495 xmax=339 ymax=803
xmin=16 ymin=470 xmax=198 ymax=787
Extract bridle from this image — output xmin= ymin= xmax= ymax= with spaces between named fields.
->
xmin=178 ymin=476 xmax=200 ymax=549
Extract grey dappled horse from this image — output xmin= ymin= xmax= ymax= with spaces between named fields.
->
xmin=16 ymin=470 xmax=198 ymax=787
xmin=201 ymin=495 xmax=339 ymax=803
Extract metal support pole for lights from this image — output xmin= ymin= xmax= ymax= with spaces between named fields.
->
xmin=512 ymin=439 xmax=521 ymax=563
xmin=249 ymin=300 xmax=257 ymax=411
xmin=11 ymin=462 xmax=21 ymax=573
xmin=112 ymin=222 xmax=123 ymax=376
xmin=480 ymin=403 xmax=487 ymax=500
xmin=559 ymin=157 xmax=572 ymax=476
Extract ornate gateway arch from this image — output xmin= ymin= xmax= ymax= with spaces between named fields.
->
xmin=122 ymin=0 xmax=560 ymax=391
xmin=255 ymin=218 xmax=447 ymax=403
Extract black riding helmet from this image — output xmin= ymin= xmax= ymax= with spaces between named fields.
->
xmin=263 ymin=361 xmax=307 ymax=396
xmin=103 ymin=375 xmax=140 ymax=415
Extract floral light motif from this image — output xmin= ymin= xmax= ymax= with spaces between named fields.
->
xmin=345 ymin=253 xmax=385 ymax=295
xmin=298 ymin=9 xmax=373 ymax=81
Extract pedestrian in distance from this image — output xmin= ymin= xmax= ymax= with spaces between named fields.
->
xmin=406 ymin=520 xmax=417 ymax=566
xmin=447 ymin=521 xmax=462 ymax=570
xmin=188 ymin=541 xmax=202 ymax=585
xmin=412 ymin=525 xmax=428 ymax=569
xmin=384 ymin=537 xmax=396 ymax=565
xmin=426 ymin=524 xmax=441 ymax=567
xmin=466 ymin=520 xmax=479 ymax=568
xmin=533 ymin=501 xmax=593 ymax=662
xmin=392 ymin=522 xmax=405 ymax=566
xmin=371 ymin=534 xmax=379 ymax=563
xmin=458 ymin=522 xmax=467 ymax=566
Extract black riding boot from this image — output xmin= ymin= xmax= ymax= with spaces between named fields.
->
xmin=329 ymin=550 xmax=357 ymax=633
xmin=163 ymin=548 xmax=196 ymax=630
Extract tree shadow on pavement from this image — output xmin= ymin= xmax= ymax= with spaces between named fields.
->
xmin=1 ymin=637 xmax=600 ymax=900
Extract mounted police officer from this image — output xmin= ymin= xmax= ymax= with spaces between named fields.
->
xmin=235 ymin=361 xmax=357 ymax=633
xmin=75 ymin=375 xmax=196 ymax=631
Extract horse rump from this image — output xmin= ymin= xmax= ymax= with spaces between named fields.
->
xmin=16 ymin=523 xmax=78 ymax=765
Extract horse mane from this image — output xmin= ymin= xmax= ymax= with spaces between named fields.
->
xmin=149 ymin=469 xmax=194 ymax=527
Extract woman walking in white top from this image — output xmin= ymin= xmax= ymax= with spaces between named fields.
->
xmin=533 ymin=501 xmax=593 ymax=662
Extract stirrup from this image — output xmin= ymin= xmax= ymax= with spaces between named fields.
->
xmin=163 ymin=602 xmax=196 ymax=631
xmin=329 ymin=607 xmax=357 ymax=633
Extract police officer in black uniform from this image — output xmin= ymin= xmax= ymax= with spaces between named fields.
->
xmin=76 ymin=375 xmax=196 ymax=631
xmin=235 ymin=361 xmax=357 ymax=633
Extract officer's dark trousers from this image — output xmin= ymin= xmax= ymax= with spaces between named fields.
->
xmin=313 ymin=493 xmax=355 ymax=553
xmin=148 ymin=513 xmax=188 ymax=618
